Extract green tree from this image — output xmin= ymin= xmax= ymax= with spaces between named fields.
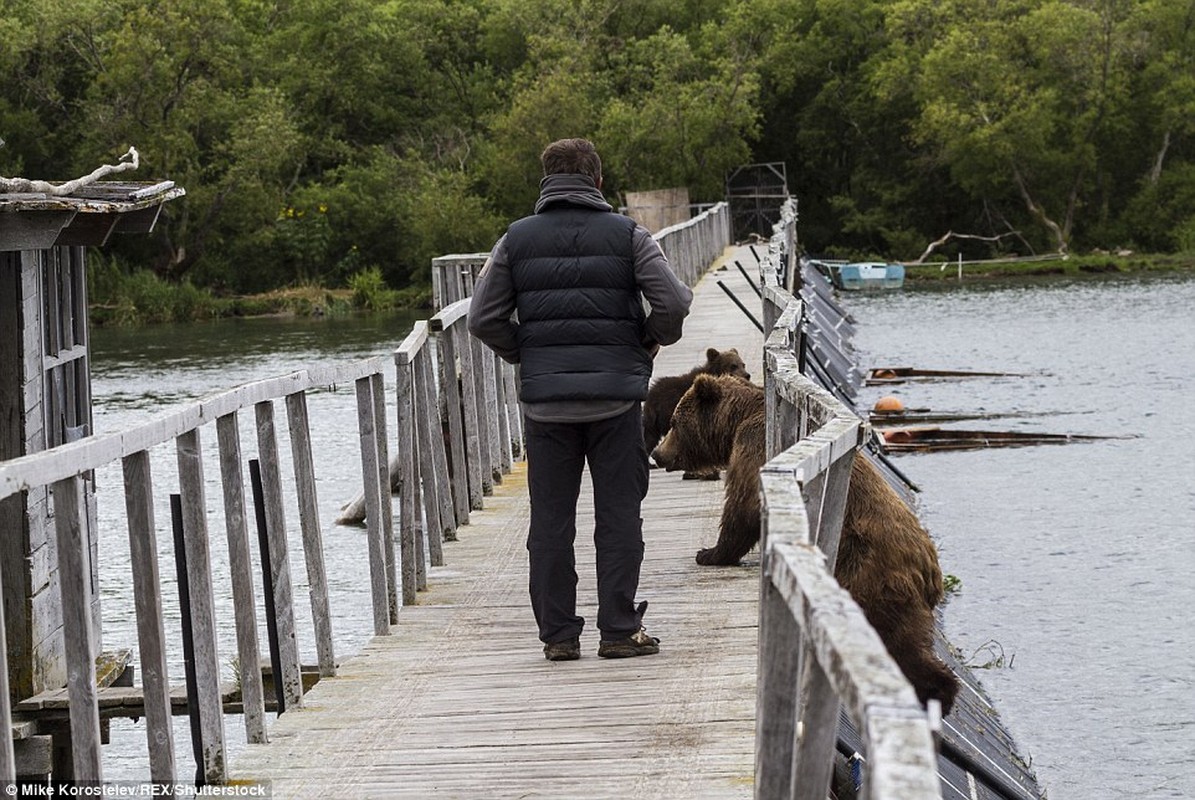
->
xmin=884 ymin=0 xmax=1136 ymax=253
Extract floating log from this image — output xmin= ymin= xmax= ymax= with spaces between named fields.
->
xmin=337 ymin=452 xmax=401 ymax=525
xmin=867 ymin=366 xmax=1030 ymax=385
xmin=880 ymin=426 xmax=1124 ymax=453
xmin=870 ymin=409 xmax=1084 ymax=427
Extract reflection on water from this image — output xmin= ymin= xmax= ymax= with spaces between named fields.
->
xmin=847 ymin=274 xmax=1195 ymax=800
xmin=90 ymin=313 xmax=420 ymax=420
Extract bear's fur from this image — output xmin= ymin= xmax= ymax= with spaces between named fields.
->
xmin=643 ymin=347 xmax=751 ymax=458
xmin=651 ymin=374 xmax=960 ymax=714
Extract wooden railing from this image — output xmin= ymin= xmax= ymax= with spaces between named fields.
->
xmin=754 ymin=200 xmax=939 ymax=799
xmin=0 ymin=200 xmax=733 ymax=787
xmin=0 ymin=339 xmax=512 ymax=784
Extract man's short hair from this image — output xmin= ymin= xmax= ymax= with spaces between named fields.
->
xmin=541 ymin=138 xmax=602 ymax=183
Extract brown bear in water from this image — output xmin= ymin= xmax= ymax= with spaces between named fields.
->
xmin=643 ymin=347 xmax=751 ymax=479
xmin=651 ymin=374 xmax=960 ymax=714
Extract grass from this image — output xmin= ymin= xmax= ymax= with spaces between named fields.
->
xmin=88 ymin=266 xmax=429 ymax=327
xmin=902 ymin=252 xmax=1195 ymax=283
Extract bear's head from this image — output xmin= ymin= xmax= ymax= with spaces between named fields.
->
xmin=705 ymin=347 xmax=751 ymax=382
xmin=652 ymin=374 xmax=739 ymax=473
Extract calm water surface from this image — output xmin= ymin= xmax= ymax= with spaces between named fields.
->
xmin=85 ymin=282 xmax=1194 ymax=795
xmin=87 ymin=311 xmax=421 ymax=781
xmin=847 ymin=274 xmax=1195 ymax=800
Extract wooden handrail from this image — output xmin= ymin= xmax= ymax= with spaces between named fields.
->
xmin=755 ymin=199 xmax=940 ymax=799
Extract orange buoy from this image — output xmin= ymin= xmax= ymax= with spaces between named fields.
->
xmin=873 ymin=395 xmax=904 ymax=413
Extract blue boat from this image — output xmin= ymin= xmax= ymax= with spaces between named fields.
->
xmin=811 ymin=259 xmax=905 ymax=290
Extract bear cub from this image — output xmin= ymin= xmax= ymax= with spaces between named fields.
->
xmin=652 ymin=373 xmax=960 ymax=714
xmin=643 ymin=347 xmax=751 ymax=479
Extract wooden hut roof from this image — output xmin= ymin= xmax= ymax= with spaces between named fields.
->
xmin=0 ymin=181 xmax=184 ymax=251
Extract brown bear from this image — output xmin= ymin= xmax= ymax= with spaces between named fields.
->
xmin=651 ymin=374 xmax=960 ymax=714
xmin=643 ymin=347 xmax=751 ymax=479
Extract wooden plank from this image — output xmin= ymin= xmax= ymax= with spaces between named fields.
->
xmin=482 ymin=350 xmax=501 ymax=485
xmin=467 ymin=333 xmax=493 ymax=498
xmin=457 ymin=321 xmax=485 ymax=510
xmin=0 ymin=359 xmax=406 ymax=503
xmin=368 ymin=372 xmax=399 ymax=625
xmin=0 ymin=562 xmax=14 ymax=781
xmin=229 ymin=460 xmax=757 ymax=800
xmin=50 ymin=476 xmax=102 ymax=781
xmin=492 ymin=356 xmax=513 ymax=472
xmin=436 ymin=322 xmax=470 ymax=527
xmin=121 ymin=450 xmax=177 ymax=780
xmin=412 ymin=351 xmax=444 ymax=567
xmin=392 ymin=363 xmax=418 ymax=606
xmin=502 ymin=362 xmax=523 ymax=459
xmin=354 ymin=377 xmax=392 ymax=634
xmin=253 ymin=401 xmax=304 ymax=709
xmin=214 ymin=413 xmax=268 ymax=744
xmin=285 ymin=392 xmax=336 ymax=678
xmin=790 ymin=654 xmax=839 ymax=800
xmin=175 ymin=429 xmax=228 ymax=784
xmin=753 ymin=573 xmax=801 ymax=799
xmin=0 ymin=210 xmax=75 ymax=251
xmin=420 ymin=348 xmax=456 ymax=546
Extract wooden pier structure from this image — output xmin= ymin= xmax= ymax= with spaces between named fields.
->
xmin=2 ymin=200 xmax=1043 ymax=799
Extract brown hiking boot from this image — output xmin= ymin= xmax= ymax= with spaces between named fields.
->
xmin=543 ymin=636 xmax=581 ymax=661
xmin=597 ymin=628 xmax=660 ymax=658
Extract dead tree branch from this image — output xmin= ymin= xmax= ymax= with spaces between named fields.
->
xmin=1 ymin=147 xmax=140 ymax=196
xmin=914 ymin=229 xmax=1021 ymax=264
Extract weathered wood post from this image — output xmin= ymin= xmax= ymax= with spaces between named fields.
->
xmin=1 ymin=181 xmax=182 ymax=777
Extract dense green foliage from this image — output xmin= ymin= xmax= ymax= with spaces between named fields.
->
xmin=2 ymin=0 xmax=1193 ymax=297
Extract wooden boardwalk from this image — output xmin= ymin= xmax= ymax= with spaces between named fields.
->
xmin=230 ymin=246 xmax=768 ymax=798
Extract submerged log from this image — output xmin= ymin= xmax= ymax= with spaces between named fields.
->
xmin=337 ymin=452 xmax=401 ymax=525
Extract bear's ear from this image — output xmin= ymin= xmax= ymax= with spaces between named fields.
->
xmin=691 ymin=373 xmax=722 ymax=402
xmin=706 ymin=347 xmax=720 ymax=362
xmin=727 ymin=348 xmax=739 ymax=357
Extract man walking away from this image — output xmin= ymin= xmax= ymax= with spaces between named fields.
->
xmin=468 ymin=138 xmax=693 ymax=661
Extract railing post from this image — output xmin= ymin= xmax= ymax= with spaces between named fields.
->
xmin=393 ymin=359 xmax=420 ymax=605
xmin=50 ymin=475 xmax=103 ymax=782
xmin=354 ymin=377 xmax=394 ymax=632
xmin=416 ymin=347 xmax=455 ymax=554
xmin=436 ymin=321 xmax=470 ymax=526
xmin=0 ymin=566 xmax=13 ymax=783
xmin=214 ymin=414 xmax=267 ymax=745
xmin=122 ymin=449 xmax=180 ymax=776
xmin=483 ymin=350 xmax=502 ymax=485
xmin=285 ymin=392 xmax=337 ymax=678
xmin=253 ymin=401 xmax=304 ymax=708
xmin=412 ymin=351 xmax=445 ymax=567
xmin=459 ymin=325 xmax=487 ymax=508
xmin=369 ymin=372 xmax=400 ymax=624
xmin=174 ymin=430 xmax=228 ymax=783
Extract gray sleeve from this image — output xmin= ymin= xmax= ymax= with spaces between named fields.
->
xmin=633 ymin=224 xmax=693 ymax=347
xmin=466 ymin=235 xmax=521 ymax=363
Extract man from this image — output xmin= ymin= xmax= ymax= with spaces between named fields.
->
xmin=468 ymin=138 xmax=693 ymax=661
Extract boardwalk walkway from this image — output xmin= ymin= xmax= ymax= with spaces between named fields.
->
xmin=230 ymin=246 xmax=767 ymax=798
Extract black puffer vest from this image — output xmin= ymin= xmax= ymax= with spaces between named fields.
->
xmin=505 ymin=207 xmax=652 ymax=403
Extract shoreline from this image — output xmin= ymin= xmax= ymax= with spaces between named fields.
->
xmin=901 ymin=253 xmax=1195 ymax=283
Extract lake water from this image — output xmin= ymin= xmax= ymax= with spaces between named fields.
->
xmin=846 ymin=274 xmax=1195 ymax=800
xmin=82 ymin=277 xmax=1195 ymax=796
xmin=87 ymin=311 xmax=422 ymax=782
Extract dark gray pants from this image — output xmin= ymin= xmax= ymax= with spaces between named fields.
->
xmin=524 ymin=406 xmax=650 ymax=644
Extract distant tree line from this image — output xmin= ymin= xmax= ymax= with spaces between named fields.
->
xmin=1 ymin=0 xmax=1192 ymax=297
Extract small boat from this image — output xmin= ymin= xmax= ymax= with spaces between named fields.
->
xmin=811 ymin=260 xmax=905 ymax=290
